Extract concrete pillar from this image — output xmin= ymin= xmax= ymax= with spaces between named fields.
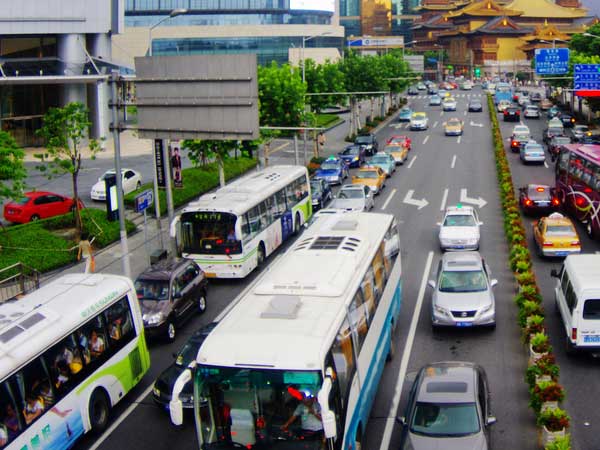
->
xmin=57 ymin=34 xmax=87 ymax=107
xmin=88 ymin=34 xmax=112 ymax=142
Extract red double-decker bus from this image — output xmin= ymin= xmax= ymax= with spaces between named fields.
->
xmin=555 ymin=144 xmax=600 ymax=239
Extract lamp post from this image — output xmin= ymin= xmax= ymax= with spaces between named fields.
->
xmin=402 ymin=40 xmax=417 ymax=59
xmin=540 ymin=38 xmax=568 ymax=49
xmin=148 ymin=8 xmax=188 ymax=56
xmin=583 ymin=32 xmax=600 ymax=39
xmin=302 ymin=32 xmax=332 ymax=83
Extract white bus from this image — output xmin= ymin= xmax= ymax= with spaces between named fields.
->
xmin=170 ymin=165 xmax=312 ymax=279
xmin=170 ymin=211 xmax=402 ymax=450
xmin=0 ymin=274 xmax=150 ymax=450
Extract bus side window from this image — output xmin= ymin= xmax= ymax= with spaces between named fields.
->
xmin=247 ymin=206 xmax=261 ymax=234
xmin=285 ymin=184 xmax=297 ymax=208
xmin=372 ymin=247 xmax=387 ymax=299
xmin=274 ymin=189 xmax=287 ymax=218
xmin=0 ymin=380 xmax=22 ymax=445
xmin=349 ymin=290 xmax=368 ymax=352
xmin=13 ymin=358 xmax=53 ymax=425
xmin=361 ymin=268 xmax=377 ymax=317
xmin=331 ymin=320 xmax=355 ymax=399
xmin=104 ymin=298 xmax=135 ymax=346
xmin=297 ymin=175 xmax=309 ymax=200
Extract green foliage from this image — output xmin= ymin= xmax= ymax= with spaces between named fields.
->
xmin=569 ymin=24 xmax=600 ymax=56
xmin=526 ymin=353 xmax=559 ymax=388
xmin=258 ymin=62 xmax=307 ymax=127
xmin=0 ymin=208 xmax=135 ymax=273
xmin=35 ymin=102 xmax=100 ymax=233
xmin=544 ymin=434 xmax=571 ymax=450
xmin=537 ymin=407 xmax=570 ymax=431
xmin=124 ymin=156 xmax=257 ymax=214
xmin=0 ymin=130 xmax=27 ymax=203
xmin=304 ymin=59 xmax=345 ymax=113
xmin=531 ymin=332 xmax=552 ymax=354
xmin=314 ymin=114 xmax=341 ymax=128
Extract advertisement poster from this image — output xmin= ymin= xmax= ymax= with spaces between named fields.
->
xmin=170 ymin=140 xmax=183 ymax=188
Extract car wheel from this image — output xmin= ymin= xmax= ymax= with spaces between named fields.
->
xmin=167 ymin=321 xmax=176 ymax=342
xmin=197 ymin=292 xmax=207 ymax=314
xmin=565 ymin=334 xmax=577 ymax=356
xmin=89 ymin=389 xmax=111 ymax=434
xmin=257 ymin=242 xmax=266 ymax=266
xmin=386 ymin=324 xmax=396 ymax=362
xmin=30 ymin=214 xmax=40 ymax=222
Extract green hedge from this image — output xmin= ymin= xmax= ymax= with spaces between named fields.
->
xmin=0 ymin=208 xmax=136 ymax=274
xmin=124 ymin=156 xmax=258 ymax=214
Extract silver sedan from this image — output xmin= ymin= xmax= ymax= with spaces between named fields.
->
xmin=329 ymin=184 xmax=375 ymax=212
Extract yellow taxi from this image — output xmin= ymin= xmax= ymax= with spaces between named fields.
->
xmin=444 ymin=118 xmax=464 ymax=136
xmin=352 ymin=166 xmax=386 ymax=195
xmin=533 ymin=212 xmax=581 ymax=258
xmin=383 ymin=143 xmax=409 ymax=165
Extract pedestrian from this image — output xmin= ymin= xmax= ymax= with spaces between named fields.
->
xmin=77 ymin=232 xmax=95 ymax=274
xmin=318 ymin=132 xmax=326 ymax=151
xmin=171 ymin=145 xmax=183 ymax=187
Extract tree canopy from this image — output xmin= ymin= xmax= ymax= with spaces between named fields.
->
xmin=0 ymin=131 xmax=27 ymax=203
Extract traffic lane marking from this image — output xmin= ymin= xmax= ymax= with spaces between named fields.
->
xmin=440 ymin=188 xmax=449 ymax=211
xmin=423 ymin=136 xmax=429 ymax=145
xmin=381 ymin=188 xmax=397 ymax=210
xmin=407 ymin=156 xmax=417 ymax=169
xmin=451 ymin=155 xmax=457 ymax=169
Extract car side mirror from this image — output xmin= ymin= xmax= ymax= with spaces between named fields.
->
xmin=490 ymin=279 xmax=498 ymax=287
xmin=478 ymin=221 xmax=484 ymax=226
xmin=550 ymin=269 xmax=559 ymax=278
xmin=486 ymin=416 xmax=497 ymax=426
xmin=428 ymin=280 xmax=436 ymax=289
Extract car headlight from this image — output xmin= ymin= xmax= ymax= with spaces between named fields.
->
xmin=466 ymin=238 xmax=479 ymax=245
xmin=439 ymin=237 xmax=451 ymax=245
xmin=479 ymin=303 xmax=493 ymax=315
xmin=434 ymin=305 xmax=450 ymax=316
xmin=143 ymin=312 xmax=164 ymax=325
xmin=353 ymin=156 xmax=359 ymax=161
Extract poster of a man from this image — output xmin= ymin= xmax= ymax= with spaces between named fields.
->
xmin=170 ymin=141 xmax=183 ymax=188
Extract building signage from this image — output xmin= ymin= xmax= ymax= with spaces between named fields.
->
xmin=534 ymin=48 xmax=569 ymax=75
xmin=347 ymin=36 xmax=405 ymax=48
xmin=154 ymin=139 xmax=166 ymax=188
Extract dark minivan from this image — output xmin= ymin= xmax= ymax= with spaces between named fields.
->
xmin=135 ymin=258 xmax=208 ymax=341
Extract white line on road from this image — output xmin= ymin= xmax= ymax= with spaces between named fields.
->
xmin=451 ymin=154 xmax=457 ymax=169
xmin=407 ymin=156 xmax=417 ymax=168
xmin=433 ymin=121 xmax=438 ymax=128
xmin=440 ymin=111 xmax=444 ymax=117
xmin=378 ymin=251 xmax=434 ymax=450
xmin=423 ymin=136 xmax=430 ymax=145
xmin=457 ymin=135 xmax=462 ymax=144
xmin=382 ymin=188 xmax=397 ymax=210
xmin=544 ymin=161 xmax=549 ymax=169
xmin=464 ymin=110 xmax=467 ymax=116
xmin=405 ymin=123 xmax=410 ymax=129
xmin=440 ymin=188 xmax=449 ymax=211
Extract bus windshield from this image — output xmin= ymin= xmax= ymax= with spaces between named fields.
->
xmin=195 ymin=366 xmax=324 ymax=449
xmin=180 ymin=211 xmax=242 ymax=255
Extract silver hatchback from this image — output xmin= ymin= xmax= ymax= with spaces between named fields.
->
xmin=429 ymin=252 xmax=497 ymax=328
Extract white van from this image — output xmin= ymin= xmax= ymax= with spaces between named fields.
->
xmin=551 ymin=254 xmax=600 ymax=355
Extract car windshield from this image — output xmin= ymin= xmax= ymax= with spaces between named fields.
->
xmin=514 ymin=132 xmax=529 ymax=140
xmin=411 ymin=402 xmax=480 ymax=436
xmin=525 ymin=144 xmax=543 ymax=152
xmin=447 ymin=120 xmax=461 ymax=126
xmin=355 ymin=136 xmax=372 ymax=144
xmin=527 ymin=187 xmax=551 ymax=200
xmin=439 ymin=270 xmax=487 ymax=293
xmin=413 ymin=114 xmax=426 ymax=120
xmin=342 ymin=147 xmax=359 ymax=155
xmin=575 ymin=126 xmax=588 ymax=133
xmin=101 ymin=171 xmax=117 ymax=180
xmin=384 ymin=146 xmax=400 ymax=153
xmin=320 ymin=161 xmax=339 ymax=170
xmin=401 ymin=108 xmax=411 ymax=114
xmin=443 ymin=215 xmax=476 ymax=227
xmin=355 ymin=171 xmax=379 ymax=179
xmin=546 ymin=225 xmax=576 ymax=236
xmin=13 ymin=197 xmax=30 ymax=206
xmin=309 ymin=181 xmax=323 ymax=194
xmin=548 ymin=127 xmax=563 ymax=135
xmin=135 ymin=279 xmax=169 ymax=301
xmin=370 ymin=156 xmax=388 ymax=164
xmin=553 ymin=137 xmax=571 ymax=145
xmin=338 ymin=189 xmax=364 ymax=199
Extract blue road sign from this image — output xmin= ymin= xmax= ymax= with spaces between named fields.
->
xmin=574 ymin=64 xmax=600 ymax=91
xmin=134 ymin=190 xmax=154 ymax=213
xmin=535 ymin=48 xmax=570 ymax=75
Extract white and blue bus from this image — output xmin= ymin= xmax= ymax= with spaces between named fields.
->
xmin=170 ymin=165 xmax=312 ymax=279
xmin=170 ymin=211 xmax=402 ymax=450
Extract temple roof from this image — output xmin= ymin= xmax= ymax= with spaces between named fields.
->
xmin=521 ymin=23 xmax=570 ymax=42
xmin=503 ymin=0 xmax=588 ymax=18
xmin=416 ymin=0 xmax=470 ymax=11
xmin=446 ymin=0 xmax=522 ymax=18
xmin=468 ymin=15 xmax=534 ymax=34
xmin=413 ymin=13 xmax=455 ymax=30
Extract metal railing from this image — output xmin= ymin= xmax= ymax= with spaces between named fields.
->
xmin=0 ymin=262 xmax=40 ymax=303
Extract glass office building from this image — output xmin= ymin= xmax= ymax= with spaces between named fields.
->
xmin=122 ymin=0 xmax=343 ymax=65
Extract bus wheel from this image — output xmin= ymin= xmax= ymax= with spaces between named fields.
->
xmin=167 ymin=321 xmax=177 ymax=342
xmin=355 ymin=429 xmax=363 ymax=450
xmin=386 ymin=325 xmax=396 ymax=362
xmin=257 ymin=243 xmax=266 ymax=266
xmin=89 ymin=389 xmax=110 ymax=434
xmin=197 ymin=292 xmax=207 ymax=314
xmin=294 ymin=213 xmax=301 ymax=234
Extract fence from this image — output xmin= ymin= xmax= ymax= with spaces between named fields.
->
xmin=0 ymin=262 xmax=40 ymax=303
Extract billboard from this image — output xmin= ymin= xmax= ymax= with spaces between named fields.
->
xmin=290 ymin=0 xmax=335 ymax=12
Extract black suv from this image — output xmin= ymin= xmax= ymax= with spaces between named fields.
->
xmin=135 ymin=258 xmax=208 ymax=341
xmin=503 ymin=106 xmax=520 ymax=122
xmin=354 ymin=133 xmax=379 ymax=156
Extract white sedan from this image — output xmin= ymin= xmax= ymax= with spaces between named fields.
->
xmin=90 ymin=169 xmax=142 ymax=201
xmin=438 ymin=205 xmax=483 ymax=251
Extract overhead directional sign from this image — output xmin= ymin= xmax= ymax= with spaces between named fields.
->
xmin=535 ymin=48 xmax=569 ymax=75
xmin=574 ymin=64 xmax=600 ymax=95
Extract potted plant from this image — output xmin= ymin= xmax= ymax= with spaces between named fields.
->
xmin=530 ymin=380 xmax=565 ymax=413
xmin=530 ymin=332 xmax=552 ymax=363
xmin=544 ymin=434 xmax=571 ymax=450
xmin=519 ymin=301 xmax=544 ymax=328
xmin=526 ymin=353 xmax=560 ymax=388
xmin=523 ymin=314 xmax=545 ymax=342
xmin=538 ymin=408 xmax=569 ymax=445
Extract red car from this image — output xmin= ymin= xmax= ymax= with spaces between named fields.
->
xmin=387 ymin=135 xmax=412 ymax=151
xmin=3 ymin=191 xmax=84 ymax=224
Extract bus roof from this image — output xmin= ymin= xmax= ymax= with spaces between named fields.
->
xmin=0 ymin=274 xmax=133 ymax=379
xmin=561 ymin=144 xmax=600 ymax=164
xmin=197 ymin=212 xmax=396 ymax=371
xmin=181 ymin=165 xmax=308 ymax=216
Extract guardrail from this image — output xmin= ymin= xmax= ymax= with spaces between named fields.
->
xmin=0 ymin=262 xmax=40 ymax=303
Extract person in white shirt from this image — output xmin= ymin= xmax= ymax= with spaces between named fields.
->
xmin=281 ymin=391 xmax=324 ymax=443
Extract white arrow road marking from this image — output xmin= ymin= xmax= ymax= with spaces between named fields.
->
xmin=407 ymin=155 xmax=417 ymax=168
xmin=423 ymin=136 xmax=430 ymax=145
xmin=440 ymin=188 xmax=449 ymax=211
xmin=457 ymin=135 xmax=462 ymax=144
xmin=381 ymin=188 xmax=397 ymax=210
xmin=544 ymin=161 xmax=549 ymax=169
xmin=433 ymin=121 xmax=438 ymax=128
xmin=451 ymin=154 xmax=457 ymax=168
xmin=470 ymin=121 xmax=483 ymax=127
xmin=390 ymin=123 xmax=406 ymax=129
xmin=403 ymin=189 xmax=429 ymax=210
xmin=460 ymin=188 xmax=487 ymax=208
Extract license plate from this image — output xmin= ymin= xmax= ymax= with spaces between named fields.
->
xmin=453 ymin=245 xmax=465 ymax=249
xmin=555 ymin=252 xmax=568 ymax=256
xmin=583 ymin=335 xmax=600 ymax=343
xmin=204 ymin=272 xmax=217 ymax=278
xmin=456 ymin=322 xmax=473 ymax=327
xmin=537 ymin=201 xmax=550 ymax=206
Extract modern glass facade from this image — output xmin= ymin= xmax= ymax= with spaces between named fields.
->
xmin=340 ymin=0 xmax=420 ymax=40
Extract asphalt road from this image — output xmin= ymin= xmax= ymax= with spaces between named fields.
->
xmin=497 ymin=101 xmax=600 ymax=450
xmin=71 ymin=86 xmax=545 ymax=450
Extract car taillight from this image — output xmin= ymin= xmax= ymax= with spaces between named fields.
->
xmin=571 ymin=118 xmax=575 ymax=123
xmin=552 ymin=198 xmax=560 ymax=206
xmin=512 ymin=141 xmax=518 ymax=146
xmin=543 ymin=242 xmax=554 ymax=247
xmin=525 ymin=199 xmax=533 ymax=206
xmin=571 ymin=241 xmax=580 ymax=246
xmin=504 ymin=111 xmax=508 ymax=115
xmin=516 ymin=110 xmax=520 ymax=115
xmin=572 ymin=328 xmax=577 ymax=340
xmin=584 ymin=187 xmax=592 ymax=193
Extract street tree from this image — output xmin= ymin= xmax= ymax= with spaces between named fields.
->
xmin=258 ymin=62 xmax=306 ymax=127
xmin=569 ymin=24 xmax=600 ymax=56
xmin=35 ymin=102 xmax=100 ymax=234
xmin=0 ymin=130 xmax=27 ymax=204
xmin=378 ymin=51 xmax=412 ymax=109
xmin=304 ymin=59 xmax=345 ymax=113
xmin=182 ymin=139 xmax=237 ymax=187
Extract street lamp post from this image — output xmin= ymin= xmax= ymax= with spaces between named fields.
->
xmin=583 ymin=32 xmax=600 ymax=39
xmin=148 ymin=8 xmax=188 ymax=56
xmin=540 ymin=38 xmax=568 ymax=49
xmin=302 ymin=32 xmax=332 ymax=83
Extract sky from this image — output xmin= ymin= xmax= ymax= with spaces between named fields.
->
xmin=580 ymin=0 xmax=600 ymax=16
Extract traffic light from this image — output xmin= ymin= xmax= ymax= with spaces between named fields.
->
xmin=474 ymin=67 xmax=481 ymax=77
